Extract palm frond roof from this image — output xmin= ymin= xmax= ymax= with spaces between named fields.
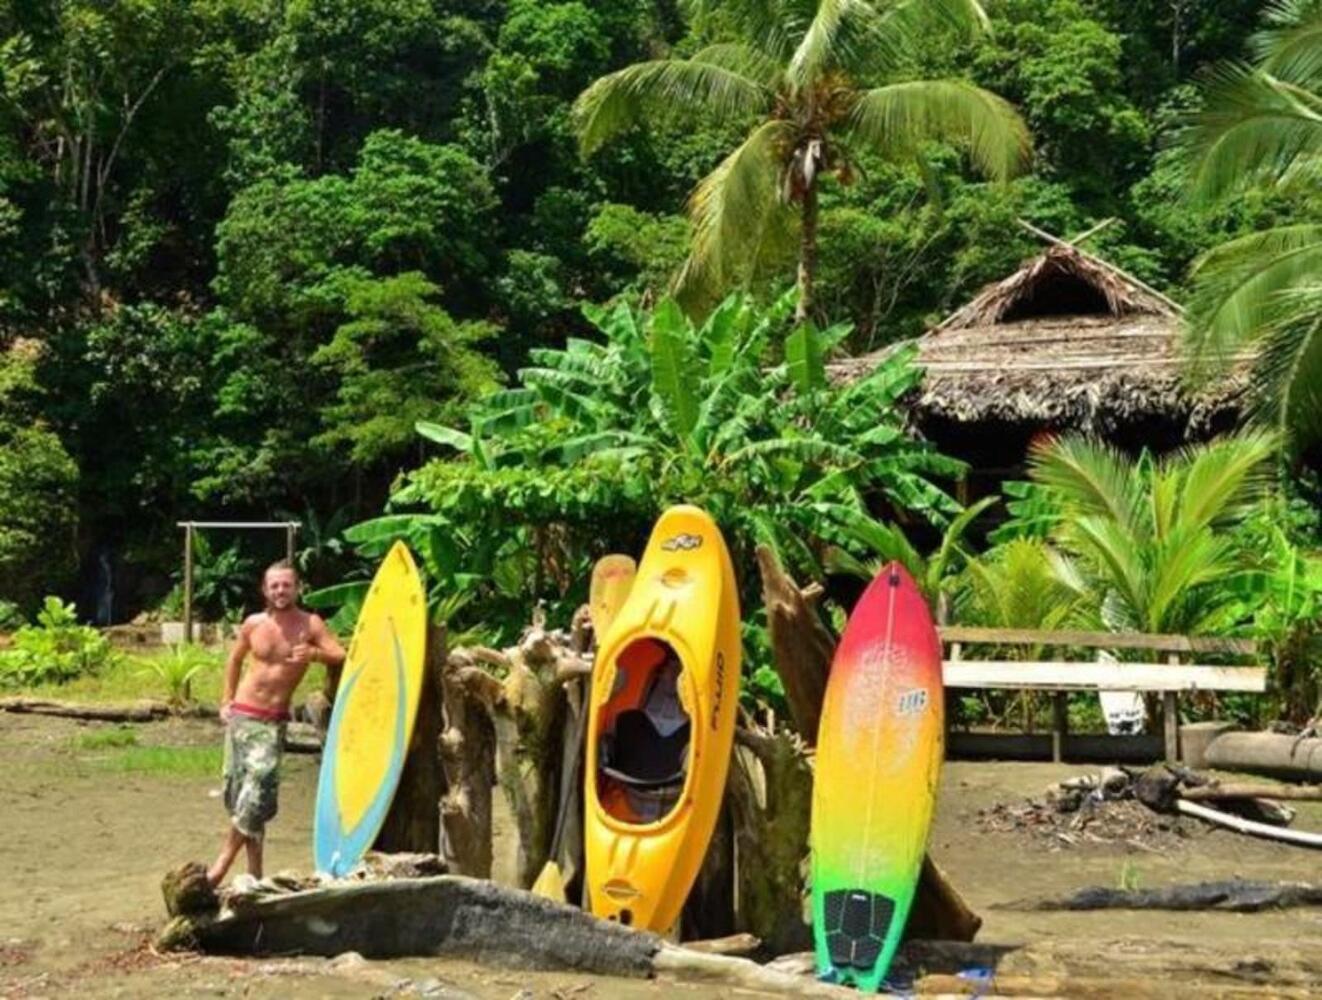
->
xmin=831 ymin=233 xmax=1246 ymax=435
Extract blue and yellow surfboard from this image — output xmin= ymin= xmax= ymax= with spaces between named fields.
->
xmin=313 ymin=541 xmax=427 ymax=876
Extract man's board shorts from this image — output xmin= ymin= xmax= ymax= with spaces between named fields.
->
xmin=222 ymin=703 xmax=289 ymax=839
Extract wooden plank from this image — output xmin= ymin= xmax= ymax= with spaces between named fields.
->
xmin=942 ymin=661 xmax=1266 ymax=693
xmin=947 ymin=731 xmax=1165 ymax=763
xmin=937 ymin=626 xmax=1257 ymax=656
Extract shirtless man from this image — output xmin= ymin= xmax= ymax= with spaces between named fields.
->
xmin=206 ymin=561 xmax=345 ymax=886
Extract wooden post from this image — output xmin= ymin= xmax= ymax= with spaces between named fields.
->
xmin=1052 ymin=692 xmax=1068 ymax=764
xmin=285 ymin=523 xmax=297 ymax=564
xmin=946 ymin=642 xmax=962 ymax=754
xmin=182 ymin=523 xmax=194 ymax=646
xmin=1164 ymin=652 xmax=1180 ymax=762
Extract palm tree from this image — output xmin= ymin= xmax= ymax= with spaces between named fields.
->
xmin=573 ymin=0 xmax=1030 ymax=321
xmin=1177 ymin=1 xmax=1322 ymax=453
xmin=1027 ymin=431 xmax=1279 ymax=635
xmin=957 ymin=538 xmax=1088 ymax=635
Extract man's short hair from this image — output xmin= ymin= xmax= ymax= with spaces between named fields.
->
xmin=263 ymin=560 xmax=300 ymax=584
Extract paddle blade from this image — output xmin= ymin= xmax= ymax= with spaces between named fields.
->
xmin=589 ymin=554 xmax=636 ymax=641
xmin=531 ymin=860 xmax=567 ymax=902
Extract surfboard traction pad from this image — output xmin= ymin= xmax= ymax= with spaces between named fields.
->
xmin=821 ymin=888 xmax=897 ymax=980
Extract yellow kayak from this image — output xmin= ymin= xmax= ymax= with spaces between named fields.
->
xmin=584 ymin=505 xmax=741 ymax=931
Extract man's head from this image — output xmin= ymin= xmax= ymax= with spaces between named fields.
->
xmin=262 ymin=561 xmax=300 ymax=611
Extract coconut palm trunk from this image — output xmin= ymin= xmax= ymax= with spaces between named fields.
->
xmin=796 ymin=176 xmax=819 ymax=323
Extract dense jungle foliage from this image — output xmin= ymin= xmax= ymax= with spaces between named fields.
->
xmin=1 ymin=0 xmax=1320 ymax=718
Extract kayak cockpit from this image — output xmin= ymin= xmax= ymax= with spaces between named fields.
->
xmin=597 ymin=637 xmax=691 ymax=823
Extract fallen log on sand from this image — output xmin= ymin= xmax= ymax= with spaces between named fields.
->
xmin=1204 ymin=732 xmax=1322 ymax=781
xmin=1175 ymin=799 xmax=1322 ymax=848
xmin=1000 ymin=879 xmax=1322 ymax=913
xmin=1181 ymin=782 xmax=1322 ymax=802
xmin=0 ymin=696 xmax=173 ymax=721
xmin=158 ymin=864 xmax=1322 ymax=999
xmin=158 ymin=872 xmax=860 ymax=997
xmin=0 ymin=696 xmax=327 ymax=753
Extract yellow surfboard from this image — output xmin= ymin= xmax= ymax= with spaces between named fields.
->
xmin=584 ymin=505 xmax=741 ymax=931
xmin=589 ymin=554 xmax=636 ymax=643
xmin=313 ymin=541 xmax=427 ymax=876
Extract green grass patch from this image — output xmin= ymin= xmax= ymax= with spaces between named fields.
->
xmin=92 ymin=744 xmax=224 ymax=777
xmin=13 ymin=646 xmax=327 ymax=707
xmin=74 ymin=725 xmax=139 ymax=750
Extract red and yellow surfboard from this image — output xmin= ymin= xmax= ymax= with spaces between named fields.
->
xmin=811 ymin=562 xmax=944 ymax=991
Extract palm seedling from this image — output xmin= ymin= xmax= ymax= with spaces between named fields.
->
xmin=138 ymin=644 xmax=218 ymax=709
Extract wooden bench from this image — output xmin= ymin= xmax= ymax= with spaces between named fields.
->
xmin=938 ymin=627 xmax=1266 ymax=763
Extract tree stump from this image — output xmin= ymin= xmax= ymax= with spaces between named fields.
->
xmin=374 ymin=622 xmax=446 ymax=854
xmin=442 ymin=609 xmax=594 ymax=888
xmin=161 ymin=861 xmax=218 ymax=918
xmin=439 ymin=648 xmax=498 ymax=878
xmin=729 ymin=726 xmax=814 ymax=953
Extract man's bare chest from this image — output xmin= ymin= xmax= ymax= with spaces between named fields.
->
xmin=249 ymin=616 xmax=309 ymax=662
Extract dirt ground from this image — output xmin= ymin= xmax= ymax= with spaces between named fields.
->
xmin=2 ymin=713 xmax=1321 ymax=998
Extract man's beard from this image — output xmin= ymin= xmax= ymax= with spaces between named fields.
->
xmin=267 ymin=595 xmax=294 ymax=610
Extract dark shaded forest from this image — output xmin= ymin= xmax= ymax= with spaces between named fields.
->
xmin=0 ymin=1 xmax=1297 ymax=620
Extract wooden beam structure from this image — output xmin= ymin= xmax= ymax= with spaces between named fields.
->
xmin=942 ymin=661 xmax=1267 ymax=693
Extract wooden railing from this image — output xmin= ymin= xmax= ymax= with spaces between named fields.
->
xmin=936 ymin=627 xmax=1265 ymax=763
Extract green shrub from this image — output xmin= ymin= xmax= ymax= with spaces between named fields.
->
xmin=0 ymin=597 xmax=119 ymax=689
xmin=0 ymin=600 xmax=24 ymax=631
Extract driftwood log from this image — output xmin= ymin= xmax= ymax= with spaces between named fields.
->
xmin=1123 ymin=764 xmax=1320 ymax=846
xmin=158 ymin=871 xmax=857 ymax=997
xmin=1181 ymin=782 xmax=1322 ymax=802
xmin=1204 ymin=732 xmax=1322 ymax=781
xmin=159 ymin=865 xmax=1322 ymax=997
xmin=442 ymin=607 xmax=594 ymax=889
xmin=0 ymin=696 xmax=333 ymax=755
xmin=439 ymin=640 xmax=497 ymax=877
xmin=1002 ymin=879 xmax=1322 ymax=913
xmin=1175 ymin=799 xmax=1322 ymax=848
xmin=728 ymin=724 xmax=814 ymax=952
xmin=0 ymin=696 xmax=174 ymax=721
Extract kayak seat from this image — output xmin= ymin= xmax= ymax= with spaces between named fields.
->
xmin=601 ymin=709 xmax=690 ymax=790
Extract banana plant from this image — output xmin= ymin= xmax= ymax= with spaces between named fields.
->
xmin=818 ymin=495 xmax=998 ymax=615
xmin=324 ymin=291 xmax=967 ymax=640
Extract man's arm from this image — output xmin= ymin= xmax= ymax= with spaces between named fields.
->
xmin=220 ymin=620 xmax=254 ymax=718
xmin=303 ymin=614 xmax=347 ymax=699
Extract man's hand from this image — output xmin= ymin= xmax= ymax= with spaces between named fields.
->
xmin=287 ymin=643 xmax=317 ymax=668
xmin=219 ymin=700 xmax=234 ymax=723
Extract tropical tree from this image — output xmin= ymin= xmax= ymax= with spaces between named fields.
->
xmin=325 ymin=292 xmax=969 ymax=643
xmin=573 ymin=0 xmax=1031 ymax=320
xmin=1177 ymin=1 xmax=1322 ymax=454
xmin=1026 ymin=431 xmax=1280 ymax=634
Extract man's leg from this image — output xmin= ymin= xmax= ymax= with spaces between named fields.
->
xmin=207 ymin=824 xmax=247 ymax=886
xmin=244 ymin=833 xmax=264 ymax=880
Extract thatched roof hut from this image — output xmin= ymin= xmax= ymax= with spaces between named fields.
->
xmin=831 ymin=240 xmax=1243 ymax=480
